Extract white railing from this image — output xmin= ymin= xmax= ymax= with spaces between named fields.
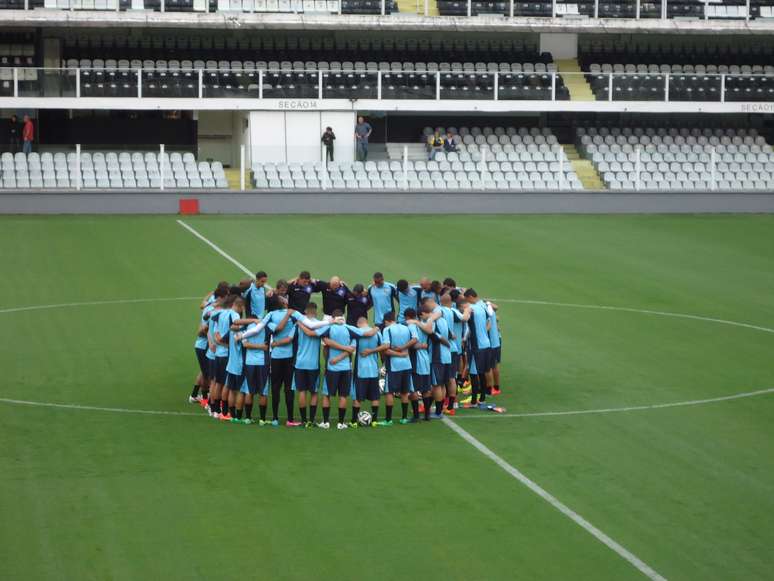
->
xmin=2 ymin=68 xmax=774 ymax=104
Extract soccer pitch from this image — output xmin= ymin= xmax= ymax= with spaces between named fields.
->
xmin=2 ymin=214 xmax=774 ymax=581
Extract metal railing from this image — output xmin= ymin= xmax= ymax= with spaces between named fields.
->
xmin=3 ymin=68 xmax=774 ymax=103
xmin=2 ymin=0 xmax=759 ymax=19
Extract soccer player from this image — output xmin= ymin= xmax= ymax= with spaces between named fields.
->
xmin=265 ymin=279 xmax=289 ymax=312
xmin=191 ymin=292 xmax=218 ymax=404
xmin=428 ymin=303 xmax=454 ymax=418
xmin=439 ymin=292 xmax=469 ymax=414
xmin=376 ymin=311 xmax=416 ymax=425
xmin=264 ymin=305 xmax=297 ymax=426
xmin=287 ymin=271 xmax=325 ymax=311
xmin=368 ymin=272 xmax=397 ymax=329
xmin=464 ymin=288 xmax=494 ymax=407
xmin=404 ymin=307 xmax=432 ymax=421
xmin=320 ymin=310 xmax=357 ymax=430
xmin=239 ymin=318 xmax=270 ymax=424
xmin=210 ymin=293 xmax=240 ymax=419
xmin=346 ymin=283 xmax=372 ymax=326
xmin=396 ymin=279 xmax=420 ymax=324
xmin=224 ymin=295 xmax=249 ymax=421
xmin=417 ymin=277 xmax=440 ymax=304
xmin=486 ymin=301 xmax=502 ymax=395
xmin=198 ymin=285 xmax=227 ymax=408
xmin=241 ymin=270 xmax=270 ymax=318
xmin=346 ymin=317 xmax=381 ymax=425
xmin=291 ymin=302 xmax=329 ymax=427
xmin=319 ymin=275 xmax=350 ymax=317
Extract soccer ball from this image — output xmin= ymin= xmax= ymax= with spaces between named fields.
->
xmin=357 ymin=410 xmax=373 ymax=427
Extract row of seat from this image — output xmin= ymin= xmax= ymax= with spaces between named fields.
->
xmin=62 ymin=35 xmax=545 ymax=67
xmin=62 ymin=58 xmax=557 ymax=74
xmin=579 ymin=127 xmax=774 ymax=191
xmin=0 ymin=151 xmax=228 ymax=189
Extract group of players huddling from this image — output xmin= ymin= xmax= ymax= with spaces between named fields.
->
xmin=189 ymin=271 xmax=503 ymax=430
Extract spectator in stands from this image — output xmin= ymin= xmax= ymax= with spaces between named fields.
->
xmin=321 ymin=127 xmax=336 ymax=162
xmin=22 ymin=115 xmax=34 ymax=154
xmin=8 ymin=115 xmax=21 ymax=153
xmin=443 ymin=131 xmax=458 ymax=154
xmin=354 ymin=117 xmax=372 ymax=162
xmin=427 ymin=130 xmax=445 ymax=160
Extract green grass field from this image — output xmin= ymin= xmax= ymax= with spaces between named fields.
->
xmin=2 ymin=214 xmax=774 ymax=581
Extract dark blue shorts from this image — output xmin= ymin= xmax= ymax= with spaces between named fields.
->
xmin=244 ymin=364 xmax=269 ymax=395
xmin=471 ymin=348 xmax=491 ymax=376
xmin=451 ymin=352 xmax=461 ymax=374
xmin=226 ymin=371 xmax=244 ymax=391
xmin=294 ymin=368 xmax=320 ymax=392
xmin=431 ymin=362 xmax=453 ymax=385
xmin=214 ymin=356 xmax=229 ymax=384
xmin=492 ymin=346 xmax=501 ymax=364
xmin=412 ymin=373 xmax=431 ymax=392
xmin=386 ymin=369 xmax=412 ymax=394
xmin=325 ymin=370 xmax=352 ymax=397
xmin=195 ymin=347 xmax=209 ymax=377
xmin=355 ymin=377 xmax=380 ymax=402
xmin=207 ymin=357 xmax=217 ymax=380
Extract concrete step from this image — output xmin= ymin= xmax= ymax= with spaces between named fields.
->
xmin=556 ymin=58 xmax=596 ymax=102
xmin=224 ymin=168 xmax=247 ymax=190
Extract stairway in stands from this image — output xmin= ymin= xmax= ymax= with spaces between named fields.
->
xmin=563 ymin=144 xmax=605 ymax=190
xmin=556 ymin=59 xmax=595 ymax=102
xmin=224 ymin=168 xmax=247 ymax=190
xmin=396 ymin=0 xmax=439 ymax=16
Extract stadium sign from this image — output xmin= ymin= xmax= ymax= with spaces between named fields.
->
xmin=740 ymin=103 xmax=774 ymax=113
xmin=277 ymin=100 xmax=321 ymax=110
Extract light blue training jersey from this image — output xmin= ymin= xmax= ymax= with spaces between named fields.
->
xmin=243 ymin=282 xmax=266 ymax=317
xmin=264 ymin=310 xmax=296 ymax=360
xmin=243 ymin=322 xmax=267 ymax=366
xmin=215 ymin=308 xmax=238 ymax=358
xmin=468 ymin=301 xmax=491 ymax=350
xmin=195 ymin=304 xmax=214 ymax=350
xmin=408 ymin=322 xmax=431 ymax=375
xmin=323 ymin=324 xmax=356 ymax=372
xmin=381 ymin=323 xmax=413 ymax=372
xmin=348 ymin=325 xmax=383 ymax=379
xmin=293 ymin=314 xmax=329 ymax=371
xmin=368 ymin=282 xmax=397 ymax=325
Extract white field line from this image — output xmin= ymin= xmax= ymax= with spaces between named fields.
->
xmin=176 ymin=219 xmax=253 ymax=277
xmin=491 ymin=298 xmax=774 ymax=335
xmin=455 ymin=387 xmax=774 ymax=420
xmin=0 ymin=296 xmax=200 ymax=315
xmin=444 ymin=418 xmax=667 ymax=581
xmin=0 ymin=398 xmax=201 ymax=417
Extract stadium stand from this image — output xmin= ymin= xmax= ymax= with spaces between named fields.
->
xmin=578 ymin=127 xmax=774 ymax=191
xmin=0 ymin=151 xmax=228 ymax=189
xmin=3 ymin=0 xmax=773 ymax=17
xmin=251 ymin=126 xmax=583 ymax=190
xmin=579 ymin=37 xmax=774 ymax=101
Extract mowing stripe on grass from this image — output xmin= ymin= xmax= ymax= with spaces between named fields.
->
xmin=443 ymin=417 xmax=667 ymax=581
xmin=177 ymin=218 xmax=668 ymax=580
xmin=455 ymin=387 xmax=774 ymax=419
xmin=176 ymin=219 xmax=253 ymax=277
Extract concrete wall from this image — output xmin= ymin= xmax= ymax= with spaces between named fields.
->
xmin=2 ymin=191 xmax=774 ymax=214
xmin=197 ymin=111 xmax=234 ymax=166
xmin=540 ymin=33 xmax=577 ymax=60
xmin=248 ymin=110 xmax=356 ymax=166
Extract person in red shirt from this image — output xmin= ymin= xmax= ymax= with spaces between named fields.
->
xmin=22 ymin=115 xmax=34 ymax=154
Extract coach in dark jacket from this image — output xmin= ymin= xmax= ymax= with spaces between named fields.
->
xmin=321 ymin=127 xmax=336 ymax=162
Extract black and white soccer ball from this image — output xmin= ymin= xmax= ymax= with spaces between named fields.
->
xmin=357 ymin=410 xmax=373 ymax=427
